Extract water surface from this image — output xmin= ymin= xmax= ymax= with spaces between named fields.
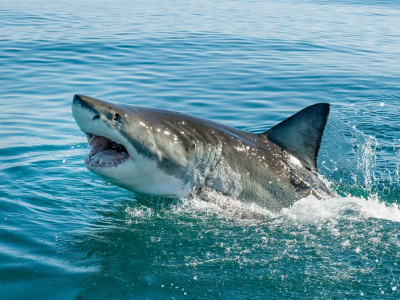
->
xmin=1 ymin=0 xmax=400 ymax=299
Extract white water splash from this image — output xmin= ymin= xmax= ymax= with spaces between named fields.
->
xmin=125 ymin=204 xmax=155 ymax=222
xmin=181 ymin=189 xmax=276 ymax=220
xmin=185 ymin=186 xmax=400 ymax=224
xmin=124 ymin=190 xmax=400 ymax=227
xmin=320 ymin=115 xmax=399 ymax=196
xmin=278 ymin=195 xmax=400 ymax=224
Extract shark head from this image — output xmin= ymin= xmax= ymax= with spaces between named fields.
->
xmin=72 ymin=94 xmax=193 ymax=197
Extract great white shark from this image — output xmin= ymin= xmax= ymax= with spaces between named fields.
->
xmin=72 ymin=94 xmax=332 ymax=211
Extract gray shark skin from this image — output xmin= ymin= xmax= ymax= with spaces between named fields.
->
xmin=72 ymin=94 xmax=332 ymax=211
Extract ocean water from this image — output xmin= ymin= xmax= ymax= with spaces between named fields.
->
xmin=1 ymin=0 xmax=400 ymax=299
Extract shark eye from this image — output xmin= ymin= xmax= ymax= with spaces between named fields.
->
xmin=112 ymin=113 xmax=120 ymax=121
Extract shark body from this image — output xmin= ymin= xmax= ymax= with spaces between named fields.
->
xmin=72 ymin=95 xmax=332 ymax=211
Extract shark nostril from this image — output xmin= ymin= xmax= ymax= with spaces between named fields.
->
xmin=93 ymin=115 xmax=100 ymax=120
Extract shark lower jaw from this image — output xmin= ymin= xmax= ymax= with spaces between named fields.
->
xmin=84 ymin=133 xmax=131 ymax=169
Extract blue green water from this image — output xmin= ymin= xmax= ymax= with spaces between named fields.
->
xmin=1 ymin=0 xmax=400 ymax=299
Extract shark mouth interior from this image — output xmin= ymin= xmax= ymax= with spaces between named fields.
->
xmin=85 ymin=133 xmax=130 ymax=168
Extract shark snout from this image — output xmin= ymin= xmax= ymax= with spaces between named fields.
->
xmin=72 ymin=94 xmax=104 ymax=132
xmin=73 ymin=94 xmax=102 ymax=111
xmin=72 ymin=94 xmax=124 ymax=118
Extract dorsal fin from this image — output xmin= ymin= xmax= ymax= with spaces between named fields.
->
xmin=262 ymin=103 xmax=330 ymax=172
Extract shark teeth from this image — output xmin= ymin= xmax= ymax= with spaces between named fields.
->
xmin=85 ymin=156 xmax=128 ymax=168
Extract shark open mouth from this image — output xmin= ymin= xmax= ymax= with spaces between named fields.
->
xmin=84 ymin=133 xmax=130 ymax=168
